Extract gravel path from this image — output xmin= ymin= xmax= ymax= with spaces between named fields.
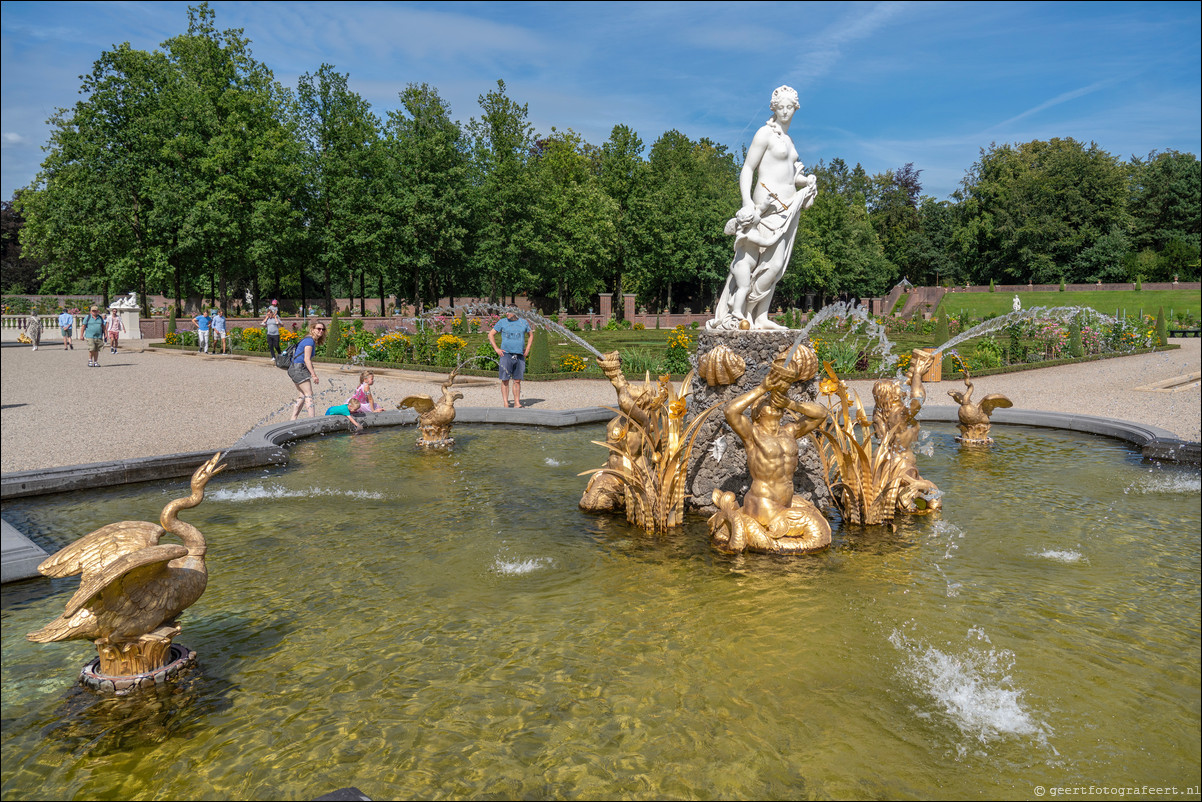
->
xmin=2 ymin=339 xmax=1198 ymax=474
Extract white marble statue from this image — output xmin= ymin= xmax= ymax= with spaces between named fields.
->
xmin=1012 ymin=295 xmax=1021 ymax=312
xmin=111 ymin=292 xmax=139 ymax=310
xmin=709 ymin=86 xmax=818 ymax=331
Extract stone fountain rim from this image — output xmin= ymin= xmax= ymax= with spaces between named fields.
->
xmin=1 ymin=406 xmax=1192 ymax=504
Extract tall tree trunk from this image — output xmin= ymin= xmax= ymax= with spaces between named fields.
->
xmin=300 ymin=263 xmax=307 ymax=320
xmin=378 ymin=271 xmax=385 ymax=318
xmin=252 ymin=274 xmax=261 ymax=317
xmin=359 ymin=268 xmax=366 ymax=316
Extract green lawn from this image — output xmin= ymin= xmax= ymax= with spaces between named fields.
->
xmin=937 ymin=289 xmax=1200 ymax=322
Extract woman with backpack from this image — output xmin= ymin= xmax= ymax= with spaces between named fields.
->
xmin=288 ymin=320 xmax=327 ymax=420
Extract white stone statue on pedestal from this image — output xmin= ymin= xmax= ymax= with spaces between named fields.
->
xmin=709 ymin=86 xmax=818 ymax=331
xmin=111 ymin=292 xmax=139 ymax=310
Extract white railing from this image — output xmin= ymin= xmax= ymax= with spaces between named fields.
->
xmin=1 ymin=314 xmax=79 ymax=342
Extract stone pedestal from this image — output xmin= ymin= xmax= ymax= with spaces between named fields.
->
xmin=108 ymin=307 xmax=142 ymax=340
xmin=685 ymin=331 xmax=832 ymax=514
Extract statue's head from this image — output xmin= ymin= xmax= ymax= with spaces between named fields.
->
xmin=770 ymin=85 xmax=800 ymax=112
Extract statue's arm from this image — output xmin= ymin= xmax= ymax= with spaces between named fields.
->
xmin=725 ymin=385 xmax=766 ymax=440
xmin=740 ymin=128 xmax=770 ymax=209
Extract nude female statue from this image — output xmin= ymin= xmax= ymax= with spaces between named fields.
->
xmin=708 ymin=86 xmax=818 ymax=331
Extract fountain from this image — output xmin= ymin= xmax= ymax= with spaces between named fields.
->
xmin=23 ymin=453 xmax=224 ymax=693
xmin=948 ymin=372 xmax=1013 ymax=446
xmin=397 ymin=366 xmax=465 ymax=448
xmin=2 ymin=424 xmax=1197 ymax=799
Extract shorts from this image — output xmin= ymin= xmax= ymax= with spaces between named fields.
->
xmin=287 ymin=361 xmax=313 ymax=384
xmin=89 ymin=336 xmax=105 ymax=351
xmin=62 ymin=327 xmax=72 ymax=337
xmin=499 ymin=352 xmax=526 ymax=382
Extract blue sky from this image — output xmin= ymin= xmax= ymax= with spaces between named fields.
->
xmin=2 ymin=1 xmax=1199 ymax=202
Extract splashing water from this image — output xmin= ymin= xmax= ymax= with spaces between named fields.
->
xmin=889 ymin=625 xmax=1045 ymax=743
xmin=787 ymin=301 xmax=899 ymax=373
xmin=209 ymin=484 xmax=385 ymax=502
xmin=428 ymin=303 xmax=604 ymax=359
xmin=490 ymin=555 xmax=554 ymax=575
xmin=1033 ymin=549 xmax=1085 ymax=563
xmin=934 ymin=305 xmax=1116 ymax=355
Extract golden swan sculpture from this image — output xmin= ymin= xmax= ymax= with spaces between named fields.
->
xmin=399 ymin=366 xmax=464 ymax=446
xmin=27 ymin=452 xmax=225 ymax=676
xmin=948 ymin=372 xmax=1012 ymax=445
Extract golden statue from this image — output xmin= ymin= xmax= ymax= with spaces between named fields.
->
xmin=399 ymin=367 xmax=464 ymax=446
xmin=707 ymin=345 xmax=832 ymax=554
xmin=580 ymin=351 xmax=715 ymax=533
xmin=27 ymin=453 xmax=225 ymax=677
xmin=948 ymin=372 xmax=1012 ymax=445
xmin=814 ymin=349 xmax=941 ymax=525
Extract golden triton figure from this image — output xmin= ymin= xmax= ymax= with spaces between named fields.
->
xmin=27 ymin=453 xmax=224 ymax=677
xmin=707 ymin=345 xmax=832 ymax=554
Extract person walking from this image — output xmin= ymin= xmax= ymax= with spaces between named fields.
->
xmin=487 ymin=310 xmax=534 ymax=408
xmin=81 ymin=306 xmax=106 ymax=367
xmin=262 ymin=305 xmax=282 ymax=361
xmin=288 ymin=320 xmax=327 ymax=420
xmin=211 ymin=308 xmax=227 ymax=354
xmin=193 ymin=309 xmax=211 ymax=353
xmin=57 ymin=307 xmax=74 ymax=350
xmin=105 ymin=309 xmax=125 ymax=353
xmin=25 ymin=312 xmax=42 ymax=350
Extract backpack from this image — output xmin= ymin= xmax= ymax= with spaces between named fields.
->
xmin=274 ymin=341 xmax=298 ymax=369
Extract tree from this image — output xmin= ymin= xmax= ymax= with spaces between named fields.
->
xmin=1129 ymin=150 xmax=1201 ymax=281
xmin=598 ymin=124 xmax=648 ymax=308
xmin=296 ymin=63 xmax=382 ymax=315
xmin=526 ymin=128 xmax=618 ymax=310
xmin=466 ymin=80 xmax=538 ymax=303
xmin=381 ymin=83 xmax=472 ymax=309
xmin=954 ymin=138 xmax=1131 ymax=284
xmin=1 ymin=195 xmax=45 ymax=293
xmin=627 ymin=130 xmax=737 ymax=311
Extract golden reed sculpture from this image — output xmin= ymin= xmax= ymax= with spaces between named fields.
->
xmin=707 ymin=345 xmax=832 ymax=554
xmin=27 ymin=453 xmax=224 ymax=676
xmin=399 ymin=367 xmax=464 ymax=447
xmin=948 ymin=372 xmax=1012 ymax=445
xmin=579 ymin=352 xmax=715 ymax=533
xmin=814 ymin=349 xmax=942 ymax=525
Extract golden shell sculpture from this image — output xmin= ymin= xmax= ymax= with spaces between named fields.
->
xmin=698 ymin=344 xmax=746 ymax=386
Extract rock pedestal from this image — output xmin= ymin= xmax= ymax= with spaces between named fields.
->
xmin=685 ymin=331 xmax=832 ymax=515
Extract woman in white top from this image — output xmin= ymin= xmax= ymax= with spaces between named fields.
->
xmin=105 ymin=311 xmax=125 ymax=353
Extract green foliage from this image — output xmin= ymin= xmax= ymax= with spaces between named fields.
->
xmin=973 ymin=338 xmax=1004 ymax=369
xmin=955 ymin=138 xmax=1131 ymax=285
xmin=564 ymin=317 xmax=580 ymax=332
xmin=474 ymin=340 xmax=498 ymax=371
xmin=933 ymin=316 xmax=950 ymax=346
xmin=618 ymin=347 xmax=663 ymax=376
xmin=989 ymin=278 xmax=995 ymax=292
xmin=663 ymin=325 xmax=692 ymax=375
xmin=1067 ymin=319 xmax=1083 ymax=357
xmin=167 ymin=307 xmax=177 ymax=334
xmin=1135 ymin=276 xmax=1142 ymax=291
xmin=527 ymin=327 xmax=551 ymax=374
xmin=1059 ymin=278 xmax=1066 ymax=292
xmin=1156 ymin=307 xmax=1168 ymax=346
xmin=327 ymin=312 xmax=343 ymax=357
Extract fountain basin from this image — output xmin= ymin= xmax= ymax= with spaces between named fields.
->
xmin=2 ymin=423 xmax=1198 ymax=799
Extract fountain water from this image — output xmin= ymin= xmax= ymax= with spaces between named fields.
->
xmin=2 ymin=424 xmax=1197 ymax=799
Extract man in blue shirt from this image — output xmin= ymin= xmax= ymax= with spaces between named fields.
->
xmin=488 ymin=310 xmax=534 ymax=408
xmin=211 ymin=308 xmax=227 ymax=354
xmin=193 ymin=310 xmax=211 ymax=353
xmin=57 ymin=308 xmax=74 ymax=350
